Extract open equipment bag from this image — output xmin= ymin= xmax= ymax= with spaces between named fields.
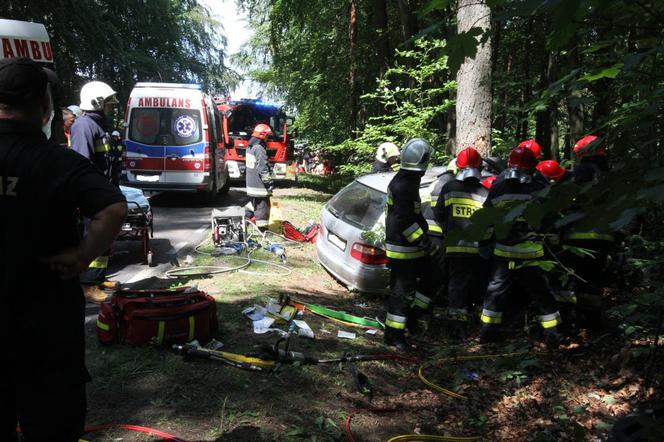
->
xmin=97 ymin=287 xmax=218 ymax=345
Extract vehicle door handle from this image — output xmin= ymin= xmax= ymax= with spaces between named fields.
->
xmin=166 ymin=154 xmax=180 ymax=159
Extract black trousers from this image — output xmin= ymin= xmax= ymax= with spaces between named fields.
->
xmin=252 ymin=197 xmax=271 ymax=229
xmin=2 ymin=380 xmax=86 ymax=442
xmin=447 ymin=255 xmax=489 ymax=318
xmin=386 ymin=256 xmax=440 ymax=329
xmin=481 ymin=260 xmax=561 ymax=329
xmin=560 ymin=242 xmax=611 ymax=297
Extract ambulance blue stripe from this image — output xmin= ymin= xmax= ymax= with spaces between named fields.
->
xmin=125 ymin=140 xmax=206 ymax=158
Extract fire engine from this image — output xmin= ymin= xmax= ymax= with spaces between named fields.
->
xmin=215 ymin=98 xmax=294 ymax=181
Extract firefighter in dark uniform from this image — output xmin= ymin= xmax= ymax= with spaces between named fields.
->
xmin=70 ymin=80 xmax=119 ymax=302
xmin=434 ymin=148 xmax=489 ymax=338
xmin=109 ymin=129 xmax=124 ymax=187
xmin=0 ymin=58 xmax=127 ymax=442
xmin=480 ymin=146 xmax=562 ymax=347
xmin=246 ymin=123 xmax=273 ymax=231
xmin=561 ymin=135 xmax=613 ymax=328
xmin=372 ymin=141 xmax=400 ymax=173
xmin=383 ymin=138 xmax=441 ymax=350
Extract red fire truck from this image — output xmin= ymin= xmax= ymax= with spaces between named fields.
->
xmin=215 ymin=98 xmax=294 ymax=181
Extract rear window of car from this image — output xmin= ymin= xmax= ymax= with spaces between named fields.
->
xmin=129 ymin=108 xmax=202 ymax=146
xmin=326 ymin=181 xmax=386 ymax=230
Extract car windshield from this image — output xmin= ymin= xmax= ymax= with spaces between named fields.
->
xmin=129 ymin=108 xmax=202 ymax=146
xmin=227 ymin=104 xmax=285 ymax=139
xmin=326 ymin=181 xmax=386 ymax=230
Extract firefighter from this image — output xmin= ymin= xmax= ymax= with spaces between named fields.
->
xmin=0 ymin=57 xmax=127 ymax=442
xmin=383 ymin=138 xmax=441 ymax=351
xmin=571 ymin=135 xmax=607 ymax=185
xmin=480 ymin=146 xmax=562 ymax=347
xmin=109 ymin=129 xmax=123 ymax=186
xmin=434 ymin=148 xmax=489 ymax=338
xmin=246 ymin=123 xmax=273 ymax=231
xmin=372 ymin=141 xmax=400 ymax=173
xmin=70 ymin=80 xmax=119 ymax=303
xmin=560 ymin=135 xmax=613 ymax=328
xmin=536 ymin=160 xmax=570 ymax=184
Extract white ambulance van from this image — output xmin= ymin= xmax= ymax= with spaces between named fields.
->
xmin=123 ymin=83 xmax=229 ymax=197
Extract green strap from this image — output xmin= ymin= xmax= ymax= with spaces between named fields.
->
xmin=304 ymin=303 xmax=384 ymax=329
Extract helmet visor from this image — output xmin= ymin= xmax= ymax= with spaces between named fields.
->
xmin=456 ymin=168 xmax=481 ymax=181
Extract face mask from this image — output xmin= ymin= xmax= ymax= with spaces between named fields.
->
xmin=42 ymin=109 xmax=55 ymax=139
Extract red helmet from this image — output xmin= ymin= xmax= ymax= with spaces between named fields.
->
xmin=456 ymin=147 xmax=482 ymax=169
xmin=573 ymin=135 xmax=605 ymax=159
xmin=507 ymin=146 xmax=538 ymax=171
xmin=517 ymin=139 xmax=543 ymax=160
xmin=481 ymin=175 xmax=497 ymax=189
xmin=252 ymin=123 xmax=272 ymax=140
xmin=536 ymin=160 xmax=567 ymax=182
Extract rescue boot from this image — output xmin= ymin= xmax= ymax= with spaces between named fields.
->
xmin=83 ymin=285 xmax=107 ymax=304
xmin=406 ymin=306 xmax=428 ymax=336
xmin=384 ymin=327 xmax=408 ymax=352
xmin=541 ymin=327 xmax=562 ymax=350
xmin=100 ymin=280 xmax=119 ymax=290
xmin=479 ymin=325 xmax=504 ymax=344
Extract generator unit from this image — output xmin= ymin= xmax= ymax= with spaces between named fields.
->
xmin=211 ymin=206 xmax=246 ymax=245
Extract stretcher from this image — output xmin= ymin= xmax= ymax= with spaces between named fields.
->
xmin=118 ymin=186 xmax=154 ymax=265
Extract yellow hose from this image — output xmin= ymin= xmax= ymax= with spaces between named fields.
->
xmin=386 ymin=351 xmax=531 ymax=442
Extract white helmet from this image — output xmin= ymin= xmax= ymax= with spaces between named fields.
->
xmin=375 ymin=142 xmax=400 ymax=162
xmin=111 ymin=130 xmax=121 ymax=137
xmin=79 ymin=81 xmax=118 ymax=111
xmin=400 ymin=138 xmax=433 ymax=172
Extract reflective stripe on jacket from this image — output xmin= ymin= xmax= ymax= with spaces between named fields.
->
xmin=385 ymin=170 xmax=427 ymax=260
xmin=246 ymin=137 xmax=272 ymax=197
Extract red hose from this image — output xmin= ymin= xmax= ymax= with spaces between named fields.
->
xmin=84 ymin=423 xmax=186 ymax=441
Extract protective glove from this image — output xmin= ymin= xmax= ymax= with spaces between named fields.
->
xmin=420 ymin=235 xmax=442 ymax=259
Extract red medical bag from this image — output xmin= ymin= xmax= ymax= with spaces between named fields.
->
xmin=96 ymin=287 xmax=218 ymax=345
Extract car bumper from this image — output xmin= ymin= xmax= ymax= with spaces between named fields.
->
xmin=316 ymin=230 xmax=389 ymax=294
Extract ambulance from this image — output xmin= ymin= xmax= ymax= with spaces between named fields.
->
xmin=0 ymin=19 xmax=61 ymax=142
xmin=123 ymin=83 xmax=229 ymax=196
xmin=0 ymin=19 xmax=54 ymax=68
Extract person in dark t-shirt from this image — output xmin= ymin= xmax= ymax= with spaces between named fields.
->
xmin=0 ymin=58 xmax=127 ymax=442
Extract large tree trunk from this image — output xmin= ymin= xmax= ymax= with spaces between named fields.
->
xmin=371 ymin=0 xmax=390 ymax=77
xmin=455 ymin=0 xmax=492 ymax=156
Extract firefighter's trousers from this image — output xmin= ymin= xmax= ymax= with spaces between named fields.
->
xmin=561 ymin=241 xmax=611 ymax=297
xmin=481 ymin=260 xmax=561 ymax=330
xmin=249 ymin=197 xmax=271 ymax=230
xmin=446 ymin=255 xmax=488 ymax=321
xmin=385 ymin=256 xmax=439 ymax=331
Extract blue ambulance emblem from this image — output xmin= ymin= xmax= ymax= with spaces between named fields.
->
xmin=174 ymin=115 xmax=196 ymax=138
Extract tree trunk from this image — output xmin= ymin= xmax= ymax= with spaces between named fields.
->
xmin=396 ymin=0 xmax=418 ymax=42
xmin=455 ymin=0 xmax=492 ymax=156
xmin=349 ymin=0 xmax=359 ymax=135
xmin=371 ymin=0 xmax=390 ymax=77
xmin=566 ymin=49 xmax=584 ymax=156
xmin=536 ymin=50 xmax=555 ymax=159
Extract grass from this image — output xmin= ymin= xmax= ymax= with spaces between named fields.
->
xmin=81 ymin=178 xmax=656 ymax=441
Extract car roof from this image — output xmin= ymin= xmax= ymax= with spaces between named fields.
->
xmin=356 ymin=165 xmax=449 ymax=193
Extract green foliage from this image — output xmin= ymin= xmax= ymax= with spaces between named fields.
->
xmin=5 ymin=0 xmax=237 ymax=107
xmin=329 ymin=39 xmax=455 ymax=175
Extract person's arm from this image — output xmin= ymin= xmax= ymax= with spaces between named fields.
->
xmin=70 ymin=120 xmax=94 ymax=160
xmin=43 ymin=202 xmax=127 ymax=279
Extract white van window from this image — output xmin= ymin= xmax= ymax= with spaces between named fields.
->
xmin=129 ymin=108 xmax=202 ymax=146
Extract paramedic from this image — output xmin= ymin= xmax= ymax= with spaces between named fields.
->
xmin=0 ymin=58 xmax=127 ymax=442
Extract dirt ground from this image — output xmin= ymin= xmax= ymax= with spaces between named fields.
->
xmin=82 ymin=181 xmax=662 ymax=441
